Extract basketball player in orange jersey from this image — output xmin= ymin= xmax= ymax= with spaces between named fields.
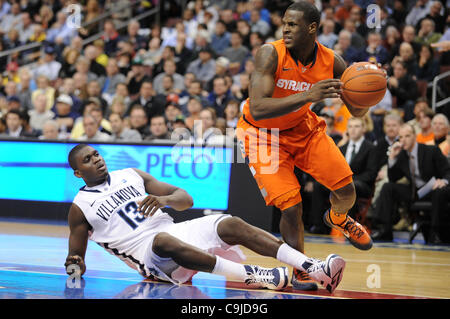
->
xmin=236 ymin=1 xmax=374 ymax=291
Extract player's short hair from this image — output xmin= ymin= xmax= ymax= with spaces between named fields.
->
xmin=68 ymin=144 xmax=90 ymax=170
xmin=286 ymin=1 xmax=320 ymax=26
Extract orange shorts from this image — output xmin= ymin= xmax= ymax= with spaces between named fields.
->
xmin=236 ymin=115 xmax=353 ymax=211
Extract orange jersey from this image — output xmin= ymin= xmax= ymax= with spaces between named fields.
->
xmin=242 ymin=39 xmax=335 ymax=131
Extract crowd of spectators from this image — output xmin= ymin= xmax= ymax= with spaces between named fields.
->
xmin=0 ymin=0 xmax=449 ymax=243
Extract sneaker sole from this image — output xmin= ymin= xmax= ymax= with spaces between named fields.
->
xmin=279 ymin=267 xmax=289 ymax=290
xmin=323 ymin=210 xmax=373 ymax=250
xmin=291 ymin=280 xmax=318 ymax=291
xmin=323 ymin=254 xmax=346 ymax=293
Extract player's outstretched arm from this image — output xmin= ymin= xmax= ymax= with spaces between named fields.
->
xmin=333 ymin=53 xmax=369 ymax=118
xmin=132 ymin=168 xmax=194 ymax=216
xmin=65 ymin=203 xmax=89 ymax=276
xmin=250 ymin=44 xmax=342 ymax=120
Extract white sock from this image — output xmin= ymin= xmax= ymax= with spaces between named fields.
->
xmin=276 ymin=243 xmax=311 ymax=271
xmin=211 ymin=256 xmax=247 ymax=281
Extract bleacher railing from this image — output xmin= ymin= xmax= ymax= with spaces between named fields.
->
xmin=431 ymin=70 xmax=450 ymax=112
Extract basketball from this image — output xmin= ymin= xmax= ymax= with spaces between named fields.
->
xmin=340 ymin=62 xmax=387 ymax=108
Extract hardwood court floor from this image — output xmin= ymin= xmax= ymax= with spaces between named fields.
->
xmin=0 ymin=219 xmax=449 ymax=299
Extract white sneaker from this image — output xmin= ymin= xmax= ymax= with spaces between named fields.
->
xmin=304 ymin=254 xmax=346 ymax=293
xmin=244 ymin=265 xmax=288 ymax=290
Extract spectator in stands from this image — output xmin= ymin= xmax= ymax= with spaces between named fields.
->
xmin=415 ymin=18 xmax=442 ymax=45
xmin=74 ymin=56 xmax=98 ymax=84
xmin=84 ymin=45 xmax=107 ymax=78
xmin=383 ymin=26 xmax=401 ymax=54
xmin=28 ymin=93 xmax=54 ymax=132
xmin=186 ymin=47 xmax=216 ymax=89
xmin=31 ymin=46 xmax=61 ymax=82
xmin=407 ymin=98 xmax=431 ymax=134
xmin=46 ymin=11 xmax=78 ymax=46
xmin=387 ymin=60 xmax=418 ymax=121
xmin=270 ymin=10 xmax=283 ymax=40
xmin=174 ymin=33 xmax=194 ymax=74
xmin=102 ymin=58 xmax=126 ymax=98
xmin=390 ymin=25 xmax=421 ymax=61
xmin=85 ymin=80 xmax=108 ymax=111
xmin=145 ymin=115 xmax=171 ymax=141
xmin=318 ymin=19 xmax=338 ymax=49
xmin=102 ymin=19 xmax=121 ymax=56
xmin=333 ymin=30 xmax=359 ymax=65
xmin=164 ymin=102 xmax=182 ymax=132
xmin=185 ymin=96 xmax=203 ymax=131
xmin=416 ymin=108 xmax=435 ymax=144
xmin=406 ymin=0 xmax=433 ymax=27
xmin=422 ymin=0 xmax=446 ymax=34
xmin=359 ymin=31 xmax=390 ymax=65
xmin=40 ymin=119 xmax=61 ymax=140
xmin=128 ymin=104 xmax=150 ymax=139
xmin=231 ymin=72 xmax=250 ymax=101
xmin=369 ymin=89 xmax=393 ymax=140
xmin=179 ymin=79 xmax=208 ymax=116
xmin=348 ymin=5 xmax=369 ymax=38
xmin=248 ymin=8 xmax=271 ymax=38
xmin=1 ymin=109 xmax=27 ymax=138
xmin=223 ymin=31 xmax=250 ymax=73
xmin=193 ymin=107 xmax=224 ymax=145
xmin=53 ymin=94 xmax=79 ymax=138
xmin=371 ymin=123 xmax=450 ymax=244
xmin=142 ymin=37 xmax=162 ymax=68
xmin=0 ymin=2 xmax=21 ymax=35
xmin=236 ymin=19 xmax=251 ymax=48
xmin=78 ymin=0 xmax=102 ymax=39
xmin=108 ymin=98 xmax=127 ymax=119
xmin=126 ymin=57 xmax=151 ymax=97
xmin=58 ymin=48 xmax=80 ymax=79
xmin=31 ymin=75 xmax=55 ymax=111
xmin=153 ymin=59 xmax=185 ymax=95
xmin=416 ymin=44 xmax=440 ymax=82
xmin=342 ymin=19 xmax=365 ymax=50
xmin=224 ymin=99 xmax=240 ymax=129
xmin=6 ymin=96 xmax=21 ymax=112
xmin=219 ymin=9 xmax=237 ymax=33
xmin=17 ymin=12 xmax=34 ymax=44
xmin=334 ymin=0 xmax=358 ymax=26
xmin=0 ymin=0 xmax=11 ymax=21
xmin=71 ymin=99 xmax=109 ymax=139
xmin=59 ymin=77 xmax=82 ymax=115
xmin=211 ymin=20 xmax=231 ymax=56
xmin=429 ymin=114 xmax=450 ymax=156
xmin=309 ymin=117 xmax=378 ymax=234
xmin=122 ymin=19 xmax=148 ymax=52
xmin=207 ymin=76 xmax=233 ymax=118
xmin=109 ymin=112 xmax=142 ymax=142
xmin=373 ymin=113 xmax=403 ymax=170
xmin=17 ymin=67 xmax=33 ymax=111
xmin=128 ymin=80 xmax=166 ymax=120
xmin=320 ymin=111 xmax=343 ymax=145
xmin=77 ymin=114 xmax=111 ymax=142
xmin=106 ymin=83 xmax=130 ymax=111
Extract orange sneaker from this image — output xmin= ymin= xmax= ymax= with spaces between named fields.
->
xmin=291 ymin=268 xmax=318 ymax=291
xmin=323 ymin=209 xmax=373 ymax=250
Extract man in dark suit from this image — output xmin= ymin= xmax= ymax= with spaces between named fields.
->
xmin=371 ymin=124 xmax=450 ymax=243
xmin=126 ymin=80 xmax=166 ymax=120
xmin=309 ymin=117 xmax=378 ymax=233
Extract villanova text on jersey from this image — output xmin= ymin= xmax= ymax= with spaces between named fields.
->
xmin=95 ymin=185 xmax=142 ymax=221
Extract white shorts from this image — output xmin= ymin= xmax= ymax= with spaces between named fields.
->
xmin=143 ymin=214 xmax=246 ymax=284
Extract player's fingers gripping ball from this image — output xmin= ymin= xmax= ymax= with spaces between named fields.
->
xmin=340 ymin=62 xmax=387 ymax=108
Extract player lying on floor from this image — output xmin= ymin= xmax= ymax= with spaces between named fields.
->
xmin=65 ymin=144 xmax=345 ymax=292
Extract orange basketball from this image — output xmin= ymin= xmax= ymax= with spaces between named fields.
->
xmin=340 ymin=62 xmax=387 ymax=108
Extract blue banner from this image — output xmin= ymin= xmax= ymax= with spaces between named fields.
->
xmin=0 ymin=141 xmax=232 ymax=210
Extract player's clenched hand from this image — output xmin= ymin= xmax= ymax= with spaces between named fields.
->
xmin=306 ymin=79 xmax=342 ymax=102
xmin=138 ymin=195 xmax=169 ymax=217
xmin=65 ymin=255 xmax=86 ymax=276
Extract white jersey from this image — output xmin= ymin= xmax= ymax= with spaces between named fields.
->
xmin=73 ymin=168 xmax=174 ymax=277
